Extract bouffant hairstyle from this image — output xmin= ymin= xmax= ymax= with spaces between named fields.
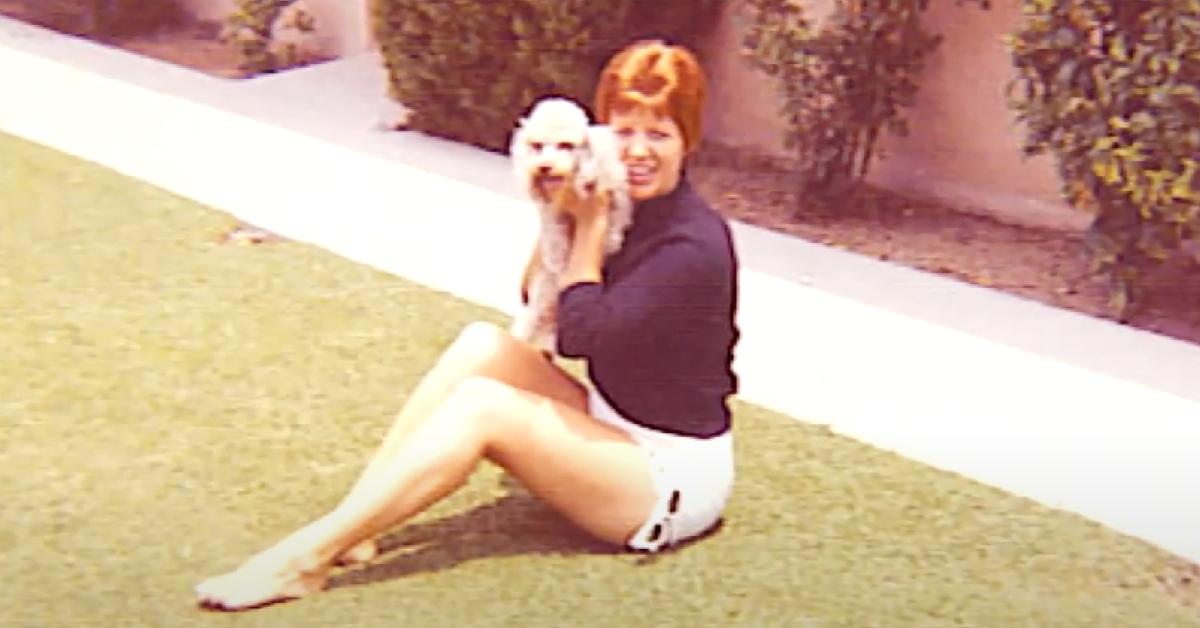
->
xmin=594 ymin=40 xmax=707 ymax=154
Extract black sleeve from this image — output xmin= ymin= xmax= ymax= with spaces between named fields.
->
xmin=556 ymin=237 xmax=718 ymax=359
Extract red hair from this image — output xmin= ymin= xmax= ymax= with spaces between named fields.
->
xmin=594 ymin=40 xmax=707 ymax=154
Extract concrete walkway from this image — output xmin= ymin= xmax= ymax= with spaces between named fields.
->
xmin=2 ymin=16 xmax=1198 ymax=563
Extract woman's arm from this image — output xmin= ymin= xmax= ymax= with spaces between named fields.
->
xmin=561 ymin=214 xmax=608 ymax=287
xmin=556 ymin=235 xmax=724 ymax=360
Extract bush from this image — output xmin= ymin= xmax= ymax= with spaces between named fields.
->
xmin=222 ymin=0 xmax=322 ymax=76
xmin=1009 ymin=0 xmax=1200 ymax=315
xmin=221 ymin=0 xmax=294 ymax=75
xmin=741 ymin=0 xmax=989 ymax=198
xmin=371 ymin=0 xmax=724 ymax=153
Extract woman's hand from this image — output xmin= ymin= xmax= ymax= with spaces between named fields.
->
xmin=555 ymin=183 xmax=610 ymax=232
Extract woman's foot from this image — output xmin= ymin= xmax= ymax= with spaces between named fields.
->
xmin=195 ymin=547 xmax=330 ymax=611
xmin=334 ymin=538 xmax=379 ymax=567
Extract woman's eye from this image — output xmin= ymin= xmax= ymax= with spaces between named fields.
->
xmin=614 ymin=128 xmax=633 ymax=138
xmin=648 ymin=129 xmax=669 ymax=141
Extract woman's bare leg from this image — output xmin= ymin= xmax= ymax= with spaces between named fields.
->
xmin=335 ymin=321 xmax=587 ymax=563
xmin=195 ymin=376 xmax=657 ymax=611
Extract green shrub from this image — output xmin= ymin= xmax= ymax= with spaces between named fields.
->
xmin=1009 ymin=0 xmax=1200 ymax=315
xmin=221 ymin=0 xmax=305 ymax=76
xmin=741 ymin=0 xmax=989 ymax=198
xmin=371 ymin=0 xmax=724 ymax=153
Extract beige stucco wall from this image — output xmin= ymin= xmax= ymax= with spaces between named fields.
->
xmin=179 ymin=0 xmax=372 ymax=58
xmin=178 ymin=0 xmax=1089 ymax=231
xmin=868 ymin=0 xmax=1090 ymax=230
xmin=700 ymin=0 xmax=1090 ymax=231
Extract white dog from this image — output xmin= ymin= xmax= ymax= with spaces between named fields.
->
xmin=508 ymin=97 xmax=634 ymax=353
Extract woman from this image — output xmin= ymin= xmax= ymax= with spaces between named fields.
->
xmin=195 ymin=40 xmax=740 ymax=611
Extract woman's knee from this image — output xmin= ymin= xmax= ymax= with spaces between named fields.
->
xmin=449 ymin=321 xmax=508 ymax=360
xmin=433 ymin=321 xmax=506 ymax=372
xmin=444 ymin=320 xmax=582 ymax=409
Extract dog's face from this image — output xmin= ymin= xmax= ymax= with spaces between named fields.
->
xmin=511 ymin=99 xmax=591 ymax=206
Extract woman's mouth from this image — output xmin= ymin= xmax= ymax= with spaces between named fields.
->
xmin=627 ymin=165 xmax=655 ymax=186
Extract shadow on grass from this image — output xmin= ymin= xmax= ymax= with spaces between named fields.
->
xmin=328 ymin=476 xmax=726 ymax=590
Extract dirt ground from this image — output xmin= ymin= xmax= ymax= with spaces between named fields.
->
xmin=3 ymin=3 xmax=1199 ymax=348
xmin=107 ymin=19 xmax=245 ymax=78
xmin=0 ymin=1 xmax=243 ymax=76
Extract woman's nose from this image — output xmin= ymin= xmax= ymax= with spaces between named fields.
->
xmin=625 ymin=133 xmax=650 ymax=158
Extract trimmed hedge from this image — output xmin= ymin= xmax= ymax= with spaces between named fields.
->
xmin=371 ymin=0 xmax=724 ymax=153
xmin=221 ymin=0 xmax=296 ymax=75
xmin=1009 ymin=0 xmax=1200 ymax=314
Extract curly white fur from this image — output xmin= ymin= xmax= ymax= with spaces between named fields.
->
xmin=508 ymin=97 xmax=634 ymax=353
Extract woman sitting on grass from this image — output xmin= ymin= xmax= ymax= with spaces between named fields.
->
xmin=195 ymin=39 xmax=741 ymax=611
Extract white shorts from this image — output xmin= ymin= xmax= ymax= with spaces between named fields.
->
xmin=587 ymin=386 xmax=735 ymax=553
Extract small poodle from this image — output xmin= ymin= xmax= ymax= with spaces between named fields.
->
xmin=508 ymin=97 xmax=634 ymax=353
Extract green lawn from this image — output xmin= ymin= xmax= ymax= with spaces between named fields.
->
xmin=1 ymin=130 xmax=1196 ymax=627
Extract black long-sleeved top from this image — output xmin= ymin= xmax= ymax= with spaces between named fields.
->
xmin=556 ymin=178 xmax=740 ymax=438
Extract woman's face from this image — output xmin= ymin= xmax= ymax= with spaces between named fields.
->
xmin=609 ymin=107 xmax=686 ymax=201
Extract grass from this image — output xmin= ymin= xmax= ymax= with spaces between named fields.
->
xmin=0 ymin=130 xmax=1196 ymax=628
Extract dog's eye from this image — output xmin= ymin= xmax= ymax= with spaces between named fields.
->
xmin=529 ymin=141 xmax=544 ymax=152
xmin=556 ymin=142 xmax=576 ymax=151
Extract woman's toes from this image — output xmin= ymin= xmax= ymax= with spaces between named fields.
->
xmin=194 ymin=574 xmax=229 ymax=608
xmin=194 ymin=566 xmax=326 ymax=611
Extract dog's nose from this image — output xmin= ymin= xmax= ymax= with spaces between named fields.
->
xmin=538 ymin=165 xmax=552 ymax=176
